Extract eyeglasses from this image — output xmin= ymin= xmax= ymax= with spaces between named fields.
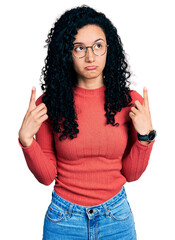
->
xmin=72 ymin=40 xmax=109 ymax=59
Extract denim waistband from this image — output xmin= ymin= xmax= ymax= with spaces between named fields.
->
xmin=50 ymin=186 xmax=127 ymax=217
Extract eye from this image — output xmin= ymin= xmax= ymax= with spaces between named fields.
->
xmin=94 ymin=43 xmax=102 ymax=49
xmin=74 ymin=45 xmax=84 ymax=52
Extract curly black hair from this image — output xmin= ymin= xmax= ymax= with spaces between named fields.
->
xmin=39 ymin=4 xmax=133 ymax=141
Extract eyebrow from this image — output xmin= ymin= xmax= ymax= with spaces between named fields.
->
xmin=73 ymin=38 xmax=105 ymax=45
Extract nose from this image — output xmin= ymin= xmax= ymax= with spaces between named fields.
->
xmin=85 ymin=47 xmax=95 ymax=62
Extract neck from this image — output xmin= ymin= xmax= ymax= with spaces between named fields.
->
xmin=76 ymin=73 xmax=104 ymax=89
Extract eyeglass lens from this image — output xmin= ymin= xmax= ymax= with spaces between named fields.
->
xmin=73 ymin=41 xmax=107 ymax=58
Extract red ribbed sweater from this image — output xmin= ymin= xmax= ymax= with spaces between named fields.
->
xmin=18 ymin=85 xmax=155 ymax=206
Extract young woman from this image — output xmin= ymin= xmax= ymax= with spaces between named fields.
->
xmin=18 ymin=5 xmax=156 ymax=240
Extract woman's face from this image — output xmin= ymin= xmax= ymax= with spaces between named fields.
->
xmin=72 ymin=24 xmax=108 ymax=81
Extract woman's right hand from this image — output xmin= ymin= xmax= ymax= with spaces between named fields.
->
xmin=18 ymin=87 xmax=48 ymax=147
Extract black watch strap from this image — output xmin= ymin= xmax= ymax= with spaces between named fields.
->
xmin=137 ymin=133 xmax=148 ymax=141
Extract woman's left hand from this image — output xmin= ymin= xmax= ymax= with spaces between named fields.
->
xmin=129 ymin=87 xmax=153 ymax=135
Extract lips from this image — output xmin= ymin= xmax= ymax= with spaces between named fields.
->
xmin=85 ymin=66 xmax=97 ymax=70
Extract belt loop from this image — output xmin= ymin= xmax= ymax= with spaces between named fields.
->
xmin=68 ymin=203 xmax=74 ymax=217
xmin=102 ymin=203 xmax=110 ymax=217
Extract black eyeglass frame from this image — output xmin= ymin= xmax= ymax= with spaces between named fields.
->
xmin=72 ymin=40 xmax=109 ymax=59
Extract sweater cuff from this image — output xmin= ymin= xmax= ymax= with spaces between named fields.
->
xmin=135 ymin=138 xmax=155 ymax=150
xmin=18 ymin=137 xmax=35 ymax=150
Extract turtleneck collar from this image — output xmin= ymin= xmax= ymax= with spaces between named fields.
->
xmin=73 ymin=84 xmax=106 ymax=96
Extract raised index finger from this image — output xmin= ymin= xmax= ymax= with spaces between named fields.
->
xmin=28 ymin=86 xmax=36 ymax=110
xmin=143 ymin=87 xmax=149 ymax=108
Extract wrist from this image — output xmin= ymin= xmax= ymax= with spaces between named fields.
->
xmin=18 ymin=134 xmax=34 ymax=147
xmin=137 ymin=129 xmax=157 ymax=143
xmin=138 ymin=140 xmax=150 ymax=145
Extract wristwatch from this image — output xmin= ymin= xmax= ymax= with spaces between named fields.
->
xmin=137 ymin=129 xmax=157 ymax=142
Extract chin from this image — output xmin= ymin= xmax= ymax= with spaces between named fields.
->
xmin=84 ymin=71 xmax=101 ymax=77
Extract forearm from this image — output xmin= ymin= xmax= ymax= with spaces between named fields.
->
xmin=121 ymin=139 xmax=155 ymax=182
xmin=18 ymin=137 xmax=57 ymax=185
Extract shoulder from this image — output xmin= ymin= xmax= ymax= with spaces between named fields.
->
xmin=35 ymin=93 xmax=46 ymax=106
xmin=129 ymin=89 xmax=144 ymax=105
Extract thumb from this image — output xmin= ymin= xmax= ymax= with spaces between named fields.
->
xmin=28 ymin=86 xmax=36 ymax=111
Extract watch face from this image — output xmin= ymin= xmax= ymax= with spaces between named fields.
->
xmin=148 ymin=130 xmax=156 ymax=141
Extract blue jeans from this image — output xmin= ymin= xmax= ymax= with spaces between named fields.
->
xmin=42 ymin=186 xmax=137 ymax=239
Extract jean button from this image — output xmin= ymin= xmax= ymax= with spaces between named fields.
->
xmin=88 ymin=209 xmax=93 ymax=214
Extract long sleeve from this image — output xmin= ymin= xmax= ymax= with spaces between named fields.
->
xmin=121 ymin=91 xmax=155 ymax=182
xmin=18 ymin=86 xmax=156 ymax=206
xmin=18 ymin=94 xmax=57 ymax=185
